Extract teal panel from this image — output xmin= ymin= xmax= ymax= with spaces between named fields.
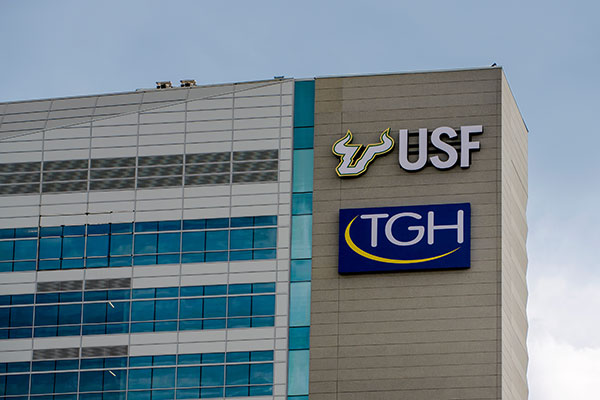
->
xmin=287 ymin=350 xmax=310 ymax=396
xmin=293 ymin=127 xmax=314 ymax=149
xmin=291 ymin=216 xmax=312 ymax=259
xmin=292 ymin=150 xmax=313 ymax=193
xmin=293 ymin=81 xmax=315 ymax=128
xmin=289 ymin=282 xmax=311 ymax=327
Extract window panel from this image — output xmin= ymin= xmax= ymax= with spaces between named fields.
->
xmin=205 ymin=230 xmax=228 ymax=251
xmin=289 ymin=282 xmax=311 ymax=327
xmin=62 ymin=236 xmax=85 ymax=258
xmin=134 ymin=234 xmax=157 ymax=254
xmin=54 ymin=371 xmax=78 ymax=393
xmin=203 ymin=297 xmax=226 ymax=318
xmin=31 ymin=372 xmax=54 ymax=394
xmin=128 ymin=368 xmax=152 ymax=390
xmin=230 ymin=229 xmax=252 ymax=250
xmin=87 ymin=235 xmax=109 ymax=257
xmin=253 ymin=216 xmax=277 ymax=226
xmin=226 ymin=364 xmax=249 ymax=385
xmin=0 ymin=241 xmax=14 ymax=261
xmin=104 ymin=369 xmax=127 ymax=391
xmin=200 ymin=365 xmax=224 ymax=387
xmin=131 ymin=300 xmax=155 ymax=321
xmin=252 ymin=295 xmax=275 ymax=316
xmin=152 ymin=367 xmax=175 ymax=389
xmin=35 ymin=305 xmax=58 ymax=326
xmin=110 ymin=234 xmax=132 ymax=256
xmin=14 ymin=239 xmax=37 ymax=260
xmin=106 ymin=301 xmax=129 ymax=322
xmin=5 ymin=374 xmax=30 ymax=395
xmin=292 ymin=149 xmax=314 ymax=192
xmin=83 ymin=303 xmax=107 ymax=323
xmin=205 ymin=251 xmax=227 ymax=262
xmin=227 ymin=296 xmax=251 ymax=317
xmin=10 ymin=306 xmax=33 ymax=327
xmin=292 ymin=192 xmax=313 ymax=215
xmin=80 ymin=371 xmax=103 ymax=392
xmin=253 ymin=228 xmax=276 ymax=248
xmin=291 ymin=215 xmax=312 ymax=259
xmin=58 ymin=304 xmax=82 ymax=325
xmin=287 ymin=350 xmax=310 ymax=396
xmin=180 ymin=298 xmax=203 ymax=320
xmin=155 ymin=299 xmax=177 ymax=320
xmin=158 ymin=232 xmax=180 ymax=253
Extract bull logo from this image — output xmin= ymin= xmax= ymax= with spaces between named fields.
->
xmin=332 ymin=128 xmax=395 ymax=177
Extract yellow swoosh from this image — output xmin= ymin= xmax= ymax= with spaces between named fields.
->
xmin=344 ymin=216 xmax=460 ymax=264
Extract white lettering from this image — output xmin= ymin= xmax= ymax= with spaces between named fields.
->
xmin=430 ymin=127 xmax=459 ymax=169
xmin=427 ymin=210 xmax=464 ymax=245
xmin=384 ymin=212 xmax=425 ymax=246
xmin=399 ymin=128 xmax=428 ymax=171
xmin=460 ymin=125 xmax=482 ymax=168
xmin=360 ymin=214 xmax=389 ymax=247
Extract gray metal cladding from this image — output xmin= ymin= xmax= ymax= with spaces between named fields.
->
xmin=37 ymin=280 xmax=84 ymax=292
xmin=84 ymin=278 xmax=131 ymax=290
xmin=81 ymin=346 xmax=128 ymax=358
xmin=0 ymin=149 xmax=279 ymax=195
xmin=33 ymin=348 xmax=81 ymax=360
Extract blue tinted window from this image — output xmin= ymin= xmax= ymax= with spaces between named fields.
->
xmin=252 ymin=295 xmax=275 ymax=316
xmin=106 ymin=301 xmax=129 ymax=322
xmin=292 ymin=149 xmax=314 ymax=193
xmin=59 ymin=292 xmax=81 ymax=303
xmin=158 ymin=220 xmax=181 ymax=231
xmin=36 ymin=293 xmax=58 ymax=304
xmin=206 ymin=218 xmax=228 ymax=229
xmin=293 ymin=80 xmax=315 ymax=127
xmin=229 ymin=284 xmax=251 ymax=295
xmin=250 ymin=363 xmax=273 ymax=384
xmin=226 ymin=352 xmax=249 ymax=362
xmin=135 ymin=222 xmax=158 ymax=232
xmin=291 ymin=259 xmax=311 ymax=282
xmin=227 ymin=296 xmax=250 ymax=317
xmin=178 ymin=353 xmax=201 ymax=365
xmin=289 ymin=282 xmax=311 ymax=327
xmin=156 ymin=287 xmax=178 ymax=298
xmin=132 ymin=288 xmax=155 ymax=299
xmin=12 ymin=294 xmax=34 ymax=305
xmin=201 ymin=365 xmax=224 ymax=387
xmin=40 ymin=226 xmax=62 ymax=237
xmin=15 ymin=227 xmax=37 ymax=238
xmin=56 ymin=359 xmax=78 ymax=370
xmin=292 ymin=192 xmax=313 ymax=215
xmin=182 ymin=232 xmax=205 ymax=252
xmin=62 ymin=236 xmax=84 ymax=258
xmin=230 ymin=229 xmax=252 ymax=250
xmin=111 ymin=223 xmax=132 ymax=234
xmin=183 ymin=219 xmax=205 ymax=230
xmin=104 ymin=369 xmax=127 ymax=391
xmin=87 ymin=235 xmax=109 ymax=257
xmin=253 ymin=282 xmax=275 ymax=293
xmin=58 ymin=304 xmax=81 ymax=325
xmin=128 ymin=368 xmax=152 ymax=390
xmin=155 ymin=299 xmax=177 ymax=320
xmin=55 ymin=371 xmax=78 ymax=393
xmin=202 ymin=353 xmax=225 ymax=364
xmin=63 ymin=225 xmax=85 ymax=235
xmin=33 ymin=360 xmax=54 ymax=371
xmin=230 ymin=217 xmax=253 ymax=228
xmin=293 ymin=127 xmax=314 ymax=149
xmin=14 ymin=239 xmax=37 ymax=260
xmin=289 ymin=327 xmax=310 ymax=350
xmin=180 ymin=298 xmax=203 ymax=320
xmin=153 ymin=355 xmax=176 ymax=366
xmin=226 ymin=364 xmax=249 ymax=385
xmin=134 ymin=234 xmax=157 ymax=254
xmin=83 ymin=303 xmax=106 ymax=323
xmin=177 ymin=366 xmax=200 ymax=387
xmin=80 ymin=370 xmax=103 ymax=392
xmin=287 ymin=350 xmax=309 ymax=396
xmin=254 ymin=228 xmax=276 ymax=248
xmin=152 ymin=367 xmax=175 ymax=388
xmin=158 ymin=232 xmax=180 ymax=253
xmin=291 ymin=216 xmax=312 ymax=259
xmin=130 ymin=356 xmax=153 ymax=367
xmin=205 ymin=230 xmax=228 ymax=251
xmin=5 ymin=373 xmax=30 ymax=395
xmin=254 ymin=216 xmax=277 ymax=226
xmin=35 ymin=305 xmax=58 ymax=326
xmin=7 ymin=361 xmax=30 ymax=372
xmin=0 ymin=241 xmax=14 ymax=261
xmin=180 ymin=286 xmax=203 ymax=297
xmin=31 ymin=372 xmax=54 ymax=394
xmin=10 ymin=306 xmax=33 ymax=327
xmin=110 ymin=234 xmax=132 ymax=256
xmin=88 ymin=224 xmax=109 ymax=235
xmin=251 ymin=350 xmax=274 ymax=361
xmin=0 ymin=228 xmax=15 ymax=238
xmin=203 ymin=297 xmax=226 ymax=318
xmin=204 ymin=285 xmax=226 ymax=295
xmin=131 ymin=301 xmax=155 ymax=321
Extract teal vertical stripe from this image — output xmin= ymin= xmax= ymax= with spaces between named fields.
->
xmin=288 ymin=80 xmax=315 ymax=399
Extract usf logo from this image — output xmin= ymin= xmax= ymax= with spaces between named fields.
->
xmin=332 ymin=128 xmax=394 ymax=177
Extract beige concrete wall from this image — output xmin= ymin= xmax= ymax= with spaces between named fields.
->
xmin=500 ymin=72 xmax=529 ymax=400
xmin=309 ymin=68 xmax=520 ymax=400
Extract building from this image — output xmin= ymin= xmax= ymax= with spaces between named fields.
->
xmin=0 ymin=67 xmax=528 ymax=400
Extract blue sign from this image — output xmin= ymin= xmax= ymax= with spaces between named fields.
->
xmin=338 ymin=203 xmax=471 ymax=274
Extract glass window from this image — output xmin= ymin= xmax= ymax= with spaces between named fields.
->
xmin=130 ymin=356 xmax=153 ymax=367
xmin=182 ymin=231 xmax=205 ymax=253
xmin=204 ymin=285 xmax=226 ymax=296
xmin=110 ymin=223 xmax=132 ymax=234
xmin=88 ymin=224 xmax=109 ymax=235
xmin=289 ymin=282 xmax=311 ymax=327
xmin=206 ymin=218 xmax=228 ymax=229
xmin=40 ymin=226 xmax=62 ymax=237
xmin=292 ymin=192 xmax=313 ymax=215
xmin=180 ymin=298 xmax=202 ymax=320
xmin=87 ymin=235 xmax=109 ymax=257
xmin=131 ymin=300 xmax=155 ymax=321
xmin=14 ymin=239 xmax=37 ymax=260
xmin=156 ymin=287 xmax=178 ymax=298
xmin=289 ymin=327 xmax=310 ymax=350
xmin=287 ymin=350 xmax=309 ymax=396
xmin=64 ymin=225 xmax=85 ymax=235
xmin=180 ymin=286 xmax=203 ymax=297
xmin=56 ymin=359 xmax=78 ymax=370
xmin=106 ymin=301 xmax=129 ymax=322
xmin=202 ymin=353 xmax=225 ymax=364
xmin=35 ymin=305 xmax=58 ymax=326
xmin=201 ymin=365 xmax=224 ymax=387
xmin=292 ymin=149 xmax=314 ymax=193
xmin=10 ymin=306 xmax=33 ymax=327
xmin=253 ymin=282 xmax=275 ymax=293
xmin=251 ymin=350 xmax=274 ymax=361
xmin=54 ymin=371 xmax=78 ymax=393
xmin=0 ymin=228 xmax=15 ymax=238
xmin=31 ymin=372 xmax=54 ymax=394
xmin=83 ymin=303 xmax=107 ymax=324
xmin=158 ymin=232 xmax=180 ymax=253
xmin=226 ymin=352 xmax=249 ymax=362
xmin=128 ymin=368 xmax=152 ymax=390
xmin=183 ymin=219 xmax=205 ymax=230
xmin=135 ymin=222 xmax=158 ymax=233
xmin=229 ymin=284 xmax=251 ymax=295
xmin=228 ymin=296 xmax=251 ymax=317
xmin=15 ymin=227 xmax=37 ymax=238
xmin=291 ymin=259 xmax=311 ymax=282
xmin=33 ymin=360 xmax=55 ymax=371
xmin=155 ymin=299 xmax=177 ymax=320
xmin=153 ymin=355 xmax=176 ymax=366
xmin=0 ymin=241 xmax=14 ymax=261
xmin=203 ymin=297 xmax=226 ymax=318
xmin=254 ymin=228 xmax=276 ymax=248
xmin=86 ymin=257 xmax=108 ymax=268
xmin=252 ymin=295 xmax=275 ymax=316
xmin=226 ymin=364 xmax=249 ymax=385
xmin=291 ymin=215 xmax=312 ymax=259
xmin=254 ymin=216 xmax=277 ymax=226
xmin=80 ymin=358 xmax=103 ymax=369
xmin=293 ymin=127 xmax=314 ymax=149
xmin=230 ymin=229 xmax=252 ymax=250
xmin=205 ymin=230 xmax=228 ymax=251
xmin=104 ymin=369 xmax=127 ymax=391
xmin=293 ymin=80 xmax=315 ymax=127
xmin=250 ymin=363 xmax=273 ymax=384
xmin=134 ymin=234 xmax=157 ymax=254
xmin=158 ymin=220 xmax=181 ymax=231
xmin=5 ymin=373 xmax=30 ymax=395
xmin=80 ymin=370 xmax=103 ymax=392
xmin=62 ymin=236 xmax=85 ymax=258
xmin=132 ymin=288 xmax=155 ymax=299
xmin=58 ymin=304 xmax=81 ymax=325
xmin=152 ymin=367 xmax=175 ymax=389
xmin=230 ymin=217 xmax=253 ymax=228
xmin=110 ymin=234 xmax=132 ymax=256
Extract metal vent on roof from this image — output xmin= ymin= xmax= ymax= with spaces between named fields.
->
xmin=91 ymin=157 xmax=136 ymax=169
xmin=90 ymin=179 xmax=135 ymax=191
xmin=233 ymin=149 xmax=278 ymax=161
xmin=0 ymin=183 xmax=40 ymax=195
xmin=0 ymin=161 xmax=41 ymax=173
xmin=42 ymin=181 xmax=87 ymax=193
xmin=156 ymin=81 xmax=172 ymax=89
xmin=37 ymin=280 xmax=83 ymax=292
xmin=82 ymin=345 xmax=128 ymax=358
xmin=43 ymin=159 xmax=89 ymax=171
xmin=185 ymin=174 xmax=230 ymax=186
xmin=33 ymin=347 xmax=80 ymax=360
xmin=85 ymin=278 xmax=131 ymax=290
xmin=186 ymin=163 xmax=230 ymax=175
xmin=232 ymin=171 xmax=278 ymax=183
xmin=186 ymin=152 xmax=230 ymax=164
xmin=180 ymin=80 xmax=196 ymax=87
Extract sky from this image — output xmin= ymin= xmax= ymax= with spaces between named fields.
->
xmin=1 ymin=0 xmax=599 ymax=398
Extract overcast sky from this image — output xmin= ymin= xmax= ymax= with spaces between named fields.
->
xmin=1 ymin=1 xmax=599 ymax=398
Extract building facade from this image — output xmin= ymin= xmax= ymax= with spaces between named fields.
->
xmin=0 ymin=67 xmax=528 ymax=400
